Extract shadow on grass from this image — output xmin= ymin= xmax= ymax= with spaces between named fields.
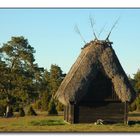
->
xmin=128 ymin=121 xmax=140 ymax=126
xmin=30 ymin=119 xmax=65 ymax=126
xmin=105 ymin=120 xmax=140 ymax=126
xmin=129 ymin=113 xmax=140 ymax=117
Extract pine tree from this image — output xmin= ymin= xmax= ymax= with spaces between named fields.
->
xmin=19 ymin=107 xmax=25 ymax=117
xmin=134 ymin=69 xmax=140 ymax=93
xmin=135 ymin=97 xmax=140 ymax=111
xmin=48 ymin=99 xmax=58 ymax=115
xmin=49 ymin=65 xmax=65 ymax=111
xmin=0 ymin=100 xmax=6 ymax=116
xmin=0 ymin=36 xmax=44 ymax=108
xmin=41 ymin=91 xmax=51 ymax=111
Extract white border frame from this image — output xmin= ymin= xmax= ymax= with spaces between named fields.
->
xmin=0 ymin=0 xmax=140 ymax=8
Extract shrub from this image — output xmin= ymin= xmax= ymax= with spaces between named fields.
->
xmin=56 ymin=102 xmax=64 ymax=111
xmin=19 ymin=107 xmax=25 ymax=117
xmin=0 ymin=100 xmax=6 ymax=116
xmin=0 ymin=106 xmax=6 ymax=116
xmin=27 ymin=106 xmax=37 ymax=116
xmin=14 ymin=106 xmax=20 ymax=112
xmin=33 ymin=100 xmax=42 ymax=110
xmin=135 ymin=96 xmax=140 ymax=111
xmin=48 ymin=99 xmax=58 ymax=115
xmin=129 ymin=101 xmax=137 ymax=112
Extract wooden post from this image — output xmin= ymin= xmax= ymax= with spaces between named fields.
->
xmin=67 ymin=105 xmax=69 ymax=122
xmin=68 ymin=103 xmax=74 ymax=124
xmin=71 ymin=104 xmax=74 ymax=124
xmin=124 ymin=102 xmax=128 ymax=125
xmin=64 ymin=106 xmax=66 ymax=121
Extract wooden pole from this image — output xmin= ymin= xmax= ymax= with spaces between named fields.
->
xmin=64 ymin=106 xmax=66 ymax=121
xmin=67 ymin=105 xmax=69 ymax=122
xmin=69 ymin=103 xmax=74 ymax=124
xmin=124 ymin=102 xmax=128 ymax=125
xmin=71 ymin=104 xmax=74 ymax=124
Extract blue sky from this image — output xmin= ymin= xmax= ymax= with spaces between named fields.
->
xmin=0 ymin=9 xmax=140 ymax=77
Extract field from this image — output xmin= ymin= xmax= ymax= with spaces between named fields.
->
xmin=0 ymin=111 xmax=140 ymax=132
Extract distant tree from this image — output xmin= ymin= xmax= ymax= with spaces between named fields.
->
xmin=0 ymin=58 xmax=9 ymax=101
xmin=49 ymin=65 xmax=65 ymax=111
xmin=135 ymin=95 xmax=140 ymax=111
xmin=39 ymin=65 xmax=65 ymax=112
xmin=0 ymin=100 xmax=7 ymax=116
xmin=134 ymin=69 xmax=140 ymax=93
xmin=128 ymin=69 xmax=140 ymax=112
xmin=0 ymin=36 xmax=65 ymax=115
xmin=128 ymin=74 xmax=136 ymax=89
xmin=48 ymin=99 xmax=58 ymax=115
xmin=0 ymin=36 xmax=44 ymax=109
xmin=49 ymin=64 xmax=63 ymax=95
xmin=36 ymin=69 xmax=51 ymax=111
xmin=41 ymin=91 xmax=51 ymax=111
xmin=19 ymin=107 xmax=25 ymax=117
xmin=27 ymin=106 xmax=37 ymax=116
xmin=33 ymin=100 xmax=42 ymax=110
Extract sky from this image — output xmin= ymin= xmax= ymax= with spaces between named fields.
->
xmin=0 ymin=8 xmax=140 ymax=77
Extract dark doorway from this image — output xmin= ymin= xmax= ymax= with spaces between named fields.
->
xmin=82 ymin=70 xmax=113 ymax=103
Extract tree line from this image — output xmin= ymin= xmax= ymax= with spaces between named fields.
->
xmin=1 ymin=36 xmax=140 ymax=117
xmin=0 ymin=36 xmax=65 ymax=116
xmin=129 ymin=70 xmax=140 ymax=112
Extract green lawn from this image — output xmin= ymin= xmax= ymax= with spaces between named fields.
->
xmin=0 ymin=112 xmax=140 ymax=132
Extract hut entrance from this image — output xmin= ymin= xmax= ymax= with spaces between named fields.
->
xmin=75 ymin=70 xmax=122 ymax=123
xmin=82 ymin=70 xmax=116 ymax=103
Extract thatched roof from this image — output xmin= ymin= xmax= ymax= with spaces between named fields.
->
xmin=55 ymin=40 xmax=136 ymax=105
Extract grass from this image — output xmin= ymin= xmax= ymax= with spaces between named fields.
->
xmin=0 ymin=111 xmax=140 ymax=132
xmin=30 ymin=119 xmax=65 ymax=126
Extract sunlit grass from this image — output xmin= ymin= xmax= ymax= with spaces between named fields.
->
xmin=0 ymin=111 xmax=140 ymax=132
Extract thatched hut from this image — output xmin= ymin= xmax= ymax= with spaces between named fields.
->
xmin=55 ymin=39 xmax=136 ymax=124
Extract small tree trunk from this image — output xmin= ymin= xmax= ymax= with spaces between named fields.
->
xmin=6 ymin=105 xmax=10 ymax=117
xmin=5 ymin=105 xmax=13 ymax=117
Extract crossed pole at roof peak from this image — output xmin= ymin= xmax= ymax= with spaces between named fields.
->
xmin=89 ymin=15 xmax=98 ymax=40
xmin=106 ymin=17 xmax=120 ymax=41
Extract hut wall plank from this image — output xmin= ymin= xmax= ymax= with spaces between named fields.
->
xmin=124 ymin=102 xmax=128 ymax=124
xmin=68 ymin=104 xmax=74 ymax=124
xmin=64 ymin=106 xmax=66 ymax=121
xmin=67 ymin=105 xmax=69 ymax=122
xmin=77 ymin=102 xmax=125 ymax=123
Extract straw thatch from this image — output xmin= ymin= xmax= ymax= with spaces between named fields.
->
xmin=55 ymin=40 xmax=136 ymax=105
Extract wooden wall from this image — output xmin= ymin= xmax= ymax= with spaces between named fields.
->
xmin=77 ymin=101 xmax=125 ymax=123
xmin=64 ymin=101 xmax=127 ymax=124
xmin=64 ymin=104 xmax=74 ymax=123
